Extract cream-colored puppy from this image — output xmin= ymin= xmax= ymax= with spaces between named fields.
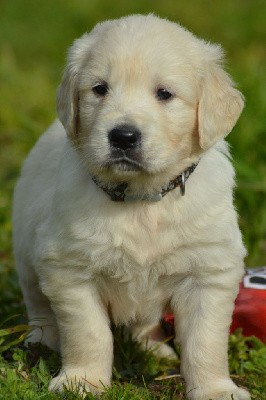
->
xmin=13 ymin=14 xmax=250 ymax=400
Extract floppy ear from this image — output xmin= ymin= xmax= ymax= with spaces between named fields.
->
xmin=56 ymin=34 xmax=91 ymax=139
xmin=198 ymin=65 xmax=244 ymax=150
xmin=57 ymin=67 xmax=79 ymax=139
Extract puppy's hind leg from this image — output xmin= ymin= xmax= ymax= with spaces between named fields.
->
xmin=18 ymin=264 xmax=60 ymax=351
xmin=131 ymin=322 xmax=177 ymax=360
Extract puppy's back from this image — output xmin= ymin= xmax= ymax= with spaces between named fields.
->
xmin=13 ymin=120 xmax=66 ymax=265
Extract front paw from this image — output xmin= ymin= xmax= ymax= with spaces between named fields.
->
xmin=187 ymin=382 xmax=250 ymax=400
xmin=49 ymin=368 xmax=109 ymax=397
xmin=211 ymin=388 xmax=250 ymax=400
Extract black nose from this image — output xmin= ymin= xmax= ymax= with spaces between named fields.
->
xmin=108 ymin=125 xmax=141 ymax=150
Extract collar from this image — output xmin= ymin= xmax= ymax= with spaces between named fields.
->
xmin=91 ymin=161 xmax=198 ymax=202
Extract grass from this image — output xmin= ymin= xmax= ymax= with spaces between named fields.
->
xmin=0 ymin=325 xmax=265 ymax=400
xmin=0 ymin=0 xmax=265 ymax=398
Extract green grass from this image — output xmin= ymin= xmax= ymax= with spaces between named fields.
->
xmin=0 ymin=0 xmax=265 ymax=399
xmin=0 ymin=327 xmax=182 ymax=400
xmin=0 ymin=325 xmax=265 ymax=399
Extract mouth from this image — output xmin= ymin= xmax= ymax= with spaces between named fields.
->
xmin=103 ymin=157 xmax=143 ymax=172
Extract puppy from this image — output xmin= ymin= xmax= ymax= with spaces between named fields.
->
xmin=13 ymin=14 xmax=250 ymax=400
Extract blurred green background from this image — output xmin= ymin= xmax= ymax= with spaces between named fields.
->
xmin=0 ymin=0 xmax=265 ymax=278
xmin=0 ymin=2 xmax=265 ymax=399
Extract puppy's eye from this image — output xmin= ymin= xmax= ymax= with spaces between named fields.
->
xmin=157 ymin=88 xmax=173 ymax=101
xmin=92 ymin=83 xmax=108 ymax=96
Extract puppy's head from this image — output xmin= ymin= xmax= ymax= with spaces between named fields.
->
xmin=57 ymin=15 xmax=244 ymax=186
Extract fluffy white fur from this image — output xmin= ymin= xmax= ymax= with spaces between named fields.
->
xmin=13 ymin=14 xmax=250 ymax=400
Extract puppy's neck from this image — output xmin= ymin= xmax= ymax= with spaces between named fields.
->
xmin=91 ymin=161 xmax=199 ymax=202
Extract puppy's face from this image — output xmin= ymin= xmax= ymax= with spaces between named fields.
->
xmin=78 ymin=37 xmax=199 ymax=181
xmin=57 ymin=15 xmax=244 ymax=185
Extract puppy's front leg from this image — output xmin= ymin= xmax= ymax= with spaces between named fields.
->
xmin=40 ymin=276 xmax=113 ymax=396
xmin=172 ymin=273 xmax=250 ymax=400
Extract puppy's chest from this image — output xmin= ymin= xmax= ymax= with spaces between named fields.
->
xmin=97 ymin=271 xmax=173 ymax=325
xmin=80 ymin=204 xmax=183 ymax=270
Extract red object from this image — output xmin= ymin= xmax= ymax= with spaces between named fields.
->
xmin=230 ymin=282 xmax=266 ymax=343
xmin=162 ymin=271 xmax=266 ymax=343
